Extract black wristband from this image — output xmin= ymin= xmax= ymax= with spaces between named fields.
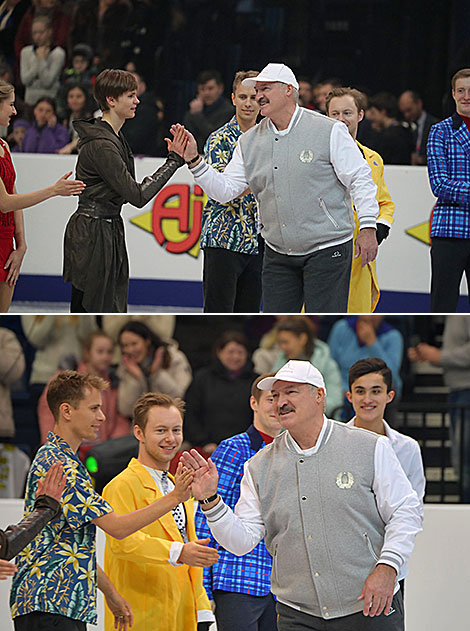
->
xmin=199 ymin=493 xmax=218 ymax=505
xmin=186 ymin=155 xmax=200 ymax=166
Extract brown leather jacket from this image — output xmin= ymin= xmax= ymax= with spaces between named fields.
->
xmin=0 ymin=495 xmax=60 ymax=560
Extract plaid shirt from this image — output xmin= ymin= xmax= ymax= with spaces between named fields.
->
xmin=427 ymin=113 xmax=470 ymax=238
xmin=195 ymin=426 xmax=273 ymax=599
xmin=10 ymin=432 xmax=113 ymax=624
xmin=200 ymin=116 xmax=259 ymax=254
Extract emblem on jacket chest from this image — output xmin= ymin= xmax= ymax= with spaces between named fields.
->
xmin=299 ymin=149 xmax=314 ymax=163
xmin=336 ymin=471 xmax=355 ymax=489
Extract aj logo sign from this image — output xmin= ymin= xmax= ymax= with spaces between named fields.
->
xmin=131 ymin=184 xmax=207 ymax=258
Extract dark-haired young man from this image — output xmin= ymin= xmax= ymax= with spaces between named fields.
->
xmin=195 ymin=374 xmax=281 ymax=631
xmin=346 ymin=357 xmax=425 ymax=509
xmin=63 ymin=68 xmax=187 ymax=313
xmin=11 ymin=371 xmax=193 ymax=631
xmin=103 ymin=392 xmax=217 ymax=631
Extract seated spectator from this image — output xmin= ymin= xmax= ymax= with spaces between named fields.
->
xmin=328 ymin=315 xmax=404 ymax=418
xmin=0 ymin=326 xmax=25 ymax=440
xmin=298 ymin=75 xmax=314 ymax=109
xmin=313 ymin=77 xmax=342 ymax=113
xmin=0 ymin=0 xmax=30 ymax=67
xmin=271 ymin=316 xmax=343 ymax=418
xmin=9 ymin=118 xmax=29 ymax=151
xmin=21 ymin=96 xmax=70 ymax=153
xmin=69 ymin=0 xmax=132 ymax=71
xmin=123 ymin=70 xmax=166 ymax=157
xmin=183 ymin=69 xmax=234 ymax=153
xmin=57 ymin=83 xmax=92 ymax=154
xmin=366 ymin=91 xmax=414 ymax=164
xmin=183 ymin=330 xmax=258 ymax=454
xmin=21 ymin=314 xmax=98 ymax=410
xmin=102 ymin=315 xmax=175 ymax=352
xmin=37 ymin=330 xmax=131 ymax=459
xmin=117 ymin=320 xmax=192 ymax=418
xmin=20 ymin=15 xmax=65 ymax=106
xmin=57 ymin=42 xmax=95 ymax=117
xmin=14 ymin=0 xmax=70 ymax=61
xmin=398 ymin=89 xmax=439 ymax=165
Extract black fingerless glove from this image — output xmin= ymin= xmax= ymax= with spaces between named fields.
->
xmin=376 ymin=224 xmax=390 ymax=245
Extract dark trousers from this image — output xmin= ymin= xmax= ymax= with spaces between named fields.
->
xmin=70 ymin=285 xmax=87 ymax=313
xmin=203 ymin=238 xmax=264 ymax=312
xmin=276 ymin=591 xmax=404 ymax=630
xmin=262 ymin=240 xmax=352 ymax=313
xmin=430 ymin=237 xmax=470 ymax=312
xmin=213 ymin=590 xmax=277 ymax=631
xmin=14 ymin=611 xmax=87 ymax=631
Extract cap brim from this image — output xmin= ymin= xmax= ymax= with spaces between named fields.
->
xmin=257 ymin=375 xmax=315 ymax=390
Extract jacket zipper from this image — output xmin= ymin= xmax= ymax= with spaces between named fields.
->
xmin=319 ymin=197 xmax=340 ymax=229
xmin=363 ymin=532 xmax=379 ymax=561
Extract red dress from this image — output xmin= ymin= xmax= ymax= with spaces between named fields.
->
xmin=0 ymin=139 xmax=16 ymax=282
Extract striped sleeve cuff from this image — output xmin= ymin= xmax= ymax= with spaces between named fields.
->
xmin=358 ymin=216 xmax=378 ymax=230
xmin=377 ymin=550 xmax=404 ymax=574
xmin=191 ymin=159 xmax=209 ymax=177
xmin=204 ymin=499 xmax=229 ymax=523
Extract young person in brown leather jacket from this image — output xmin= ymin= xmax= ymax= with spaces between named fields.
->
xmin=0 ymin=461 xmax=65 ymax=576
xmin=63 ymin=68 xmax=188 ymax=313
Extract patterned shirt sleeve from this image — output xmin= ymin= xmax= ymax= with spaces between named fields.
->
xmin=58 ymin=459 xmax=113 ymax=529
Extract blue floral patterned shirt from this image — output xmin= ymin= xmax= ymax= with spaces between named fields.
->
xmin=200 ymin=116 xmax=259 ymax=254
xmin=10 ymin=432 xmax=113 ymax=624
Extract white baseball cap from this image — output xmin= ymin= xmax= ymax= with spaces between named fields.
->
xmin=242 ymin=63 xmax=299 ymax=90
xmin=257 ymin=360 xmax=326 ymax=393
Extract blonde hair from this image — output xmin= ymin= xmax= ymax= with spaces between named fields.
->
xmin=0 ymin=79 xmax=14 ymax=103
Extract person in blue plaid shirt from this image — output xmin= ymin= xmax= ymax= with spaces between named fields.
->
xmin=195 ymin=373 xmax=282 ymax=631
xmin=427 ymin=67 xmax=470 ymax=312
xmin=10 ymin=370 xmax=194 ymax=631
xmin=200 ymin=69 xmax=263 ymax=313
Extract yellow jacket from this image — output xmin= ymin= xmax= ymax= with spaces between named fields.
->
xmin=348 ymin=141 xmax=395 ymax=312
xmin=102 ymin=458 xmax=211 ymax=631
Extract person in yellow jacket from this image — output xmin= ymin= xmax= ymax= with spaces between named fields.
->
xmin=102 ymin=392 xmax=219 ymax=631
xmin=326 ymin=87 xmax=395 ymax=312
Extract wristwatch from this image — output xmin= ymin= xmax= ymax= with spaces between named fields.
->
xmin=199 ymin=493 xmax=218 ymax=505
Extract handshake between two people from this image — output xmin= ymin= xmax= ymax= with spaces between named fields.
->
xmin=173 ymin=453 xmax=220 ymax=568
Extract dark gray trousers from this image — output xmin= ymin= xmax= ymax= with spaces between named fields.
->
xmin=214 ymin=590 xmax=277 ymax=631
xmin=276 ymin=591 xmax=404 ymax=630
xmin=262 ymin=240 xmax=352 ymax=313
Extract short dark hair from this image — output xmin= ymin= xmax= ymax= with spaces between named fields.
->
xmin=368 ymin=92 xmax=398 ymax=119
xmin=197 ymin=69 xmax=222 ymax=86
xmin=133 ymin=392 xmax=185 ymax=432
xmin=118 ymin=320 xmax=171 ymax=369
xmin=232 ymin=70 xmax=258 ymax=94
xmin=251 ymin=372 xmax=275 ymax=402
xmin=348 ymin=358 xmax=393 ymax=392
xmin=34 ymin=96 xmax=57 ymax=114
xmin=452 ymin=68 xmax=470 ymax=91
xmin=277 ymin=316 xmax=317 ymax=358
xmin=214 ymin=330 xmax=250 ymax=355
xmin=93 ymin=68 xmax=137 ymax=111
xmin=47 ymin=370 xmax=108 ymax=422
xmin=325 ymin=87 xmax=367 ymax=115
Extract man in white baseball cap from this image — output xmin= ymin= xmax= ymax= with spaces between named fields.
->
xmin=181 ymin=359 xmax=422 ymax=630
xmin=175 ymin=61 xmax=380 ymax=313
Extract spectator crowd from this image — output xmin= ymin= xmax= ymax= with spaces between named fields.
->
xmin=0 ymin=313 xmax=468 ymax=502
xmin=0 ymin=0 xmax=442 ymax=163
